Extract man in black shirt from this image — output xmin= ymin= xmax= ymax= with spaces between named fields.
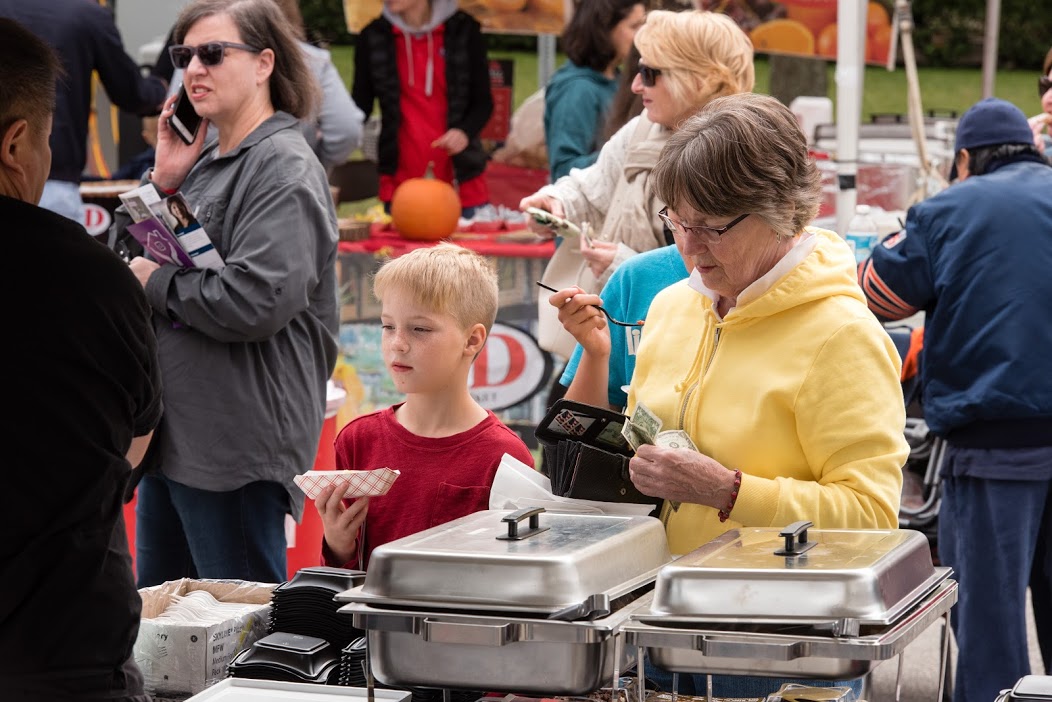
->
xmin=0 ymin=18 xmax=163 ymax=702
xmin=0 ymin=0 xmax=166 ymax=223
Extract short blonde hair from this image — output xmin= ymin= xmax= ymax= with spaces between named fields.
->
xmin=651 ymin=93 xmax=822 ymax=239
xmin=633 ymin=10 xmax=754 ymax=123
xmin=373 ymin=243 xmax=499 ymax=332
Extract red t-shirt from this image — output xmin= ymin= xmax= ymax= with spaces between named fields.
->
xmin=324 ymin=404 xmax=535 ymax=569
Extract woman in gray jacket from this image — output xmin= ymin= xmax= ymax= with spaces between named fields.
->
xmin=125 ymin=0 xmax=340 ymax=587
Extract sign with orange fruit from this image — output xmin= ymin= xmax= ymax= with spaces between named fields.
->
xmin=344 ymin=0 xmax=568 ymax=35
xmin=697 ymin=0 xmax=892 ymax=65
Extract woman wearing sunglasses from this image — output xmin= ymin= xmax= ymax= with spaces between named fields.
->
xmin=120 ymin=0 xmax=339 ymax=587
xmin=1029 ymin=46 xmax=1052 ymax=160
xmin=522 ymin=10 xmax=753 ymax=357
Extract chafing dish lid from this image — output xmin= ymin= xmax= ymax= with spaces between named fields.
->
xmin=351 ymin=508 xmax=671 ymax=610
xmin=645 ymin=521 xmax=945 ymax=625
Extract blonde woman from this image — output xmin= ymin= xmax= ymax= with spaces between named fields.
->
xmin=522 ymin=10 xmax=754 ymax=360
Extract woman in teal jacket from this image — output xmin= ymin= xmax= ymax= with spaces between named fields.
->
xmin=544 ymin=0 xmax=646 ymax=182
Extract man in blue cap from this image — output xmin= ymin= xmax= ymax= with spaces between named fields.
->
xmin=859 ymin=97 xmax=1052 ymax=701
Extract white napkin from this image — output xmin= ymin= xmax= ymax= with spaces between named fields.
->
xmin=489 ymin=453 xmax=656 ymax=518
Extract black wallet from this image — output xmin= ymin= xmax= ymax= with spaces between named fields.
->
xmin=535 ymin=400 xmax=660 ymax=513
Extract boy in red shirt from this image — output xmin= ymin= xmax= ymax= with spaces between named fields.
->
xmin=316 ymin=244 xmax=535 ymax=569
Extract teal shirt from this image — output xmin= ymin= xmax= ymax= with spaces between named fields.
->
xmin=544 ymin=61 xmax=617 ymax=181
xmin=560 ymin=245 xmax=688 ymax=409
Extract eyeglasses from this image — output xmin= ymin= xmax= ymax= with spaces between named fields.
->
xmin=169 ymin=41 xmax=262 ymax=69
xmin=658 ymin=207 xmax=750 ymax=243
xmin=1040 ymin=76 xmax=1052 ymax=97
xmin=637 ymin=62 xmax=663 ymax=88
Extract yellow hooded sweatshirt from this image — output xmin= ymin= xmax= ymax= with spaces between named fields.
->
xmin=628 ymin=228 xmax=908 ymax=556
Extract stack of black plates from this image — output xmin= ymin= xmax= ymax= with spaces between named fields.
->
xmin=336 ymin=636 xmax=368 ymax=687
xmin=269 ymin=566 xmax=366 ymax=650
xmin=227 ymin=632 xmax=341 ymax=684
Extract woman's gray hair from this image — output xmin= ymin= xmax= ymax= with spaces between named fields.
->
xmin=175 ymin=0 xmax=319 ymax=119
xmin=651 ymin=93 xmax=822 ymax=239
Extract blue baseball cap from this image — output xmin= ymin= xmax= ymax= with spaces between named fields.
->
xmin=949 ymin=97 xmax=1034 ymax=180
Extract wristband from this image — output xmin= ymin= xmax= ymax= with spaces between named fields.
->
xmin=148 ymin=168 xmax=178 ymax=196
xmin=717 ymin=469 xmax=743 ymax=522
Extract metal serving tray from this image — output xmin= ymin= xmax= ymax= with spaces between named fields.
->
xmin=624 ymin=579 xmax=958 ymax=679
xmin=337 ymin=508 xmax=672 ymax=614
xmin=184 ymin=679 xmax=411 ymax=701
xmin=640 ymin=522 xmax=946 ymax=628
xmin=339 ymin=590 xmax=643 ymax=695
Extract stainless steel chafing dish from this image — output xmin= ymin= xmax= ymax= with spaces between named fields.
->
xmin=335 ymin=508 xmax=672 ymax=695
xmin=622 ymin=520 xmax=957 ymax=687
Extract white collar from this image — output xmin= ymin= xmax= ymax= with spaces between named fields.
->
xmin=688 ymin=230 xmax=817 ymax=318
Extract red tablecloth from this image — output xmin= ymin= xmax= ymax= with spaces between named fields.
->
xmin=339 ymin=223 xmax=555 ymax=259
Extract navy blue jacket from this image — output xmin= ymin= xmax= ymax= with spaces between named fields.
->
xmin=0 ymin=0 xmax=166 ymax=183
xmin=860 ymin=158 xmax=1052 ymax=446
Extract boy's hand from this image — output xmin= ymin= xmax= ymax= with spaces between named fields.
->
xmin=432 ymin=128 xmax=469 ymax=155
xmin=316 ymin=482 xmax=369 ymax=567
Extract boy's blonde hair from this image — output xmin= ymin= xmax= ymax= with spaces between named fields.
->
xmin=373 ymin=243 xmax=499 ymax=332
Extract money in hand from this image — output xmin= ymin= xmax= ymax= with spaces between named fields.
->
xmin=631 ymin=402 xmax=662 ymax=443
xmin=654 ymin=429 xmax=698 ymax=452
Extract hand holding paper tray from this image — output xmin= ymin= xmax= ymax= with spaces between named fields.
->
xmin=293 ymin=468 xmax=400 ymax=500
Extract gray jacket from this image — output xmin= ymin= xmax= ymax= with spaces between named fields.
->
xmin=141 ymin=112 xmax=339 ymax=519
xmin=299 ymin=40 xmax=363 ymax=172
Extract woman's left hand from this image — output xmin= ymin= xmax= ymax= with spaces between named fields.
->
xmin=629 ymin=443 xmax=738 ymax=509
xmin=581 ymin=239 xmax=618 ymax=279
xmin=128 ymin=256 xmax=161 ymax=288
xmin=432 ymin=128 xmax=469 ymax=155
xmin=152 ymin=93 xmax=209 ymax=192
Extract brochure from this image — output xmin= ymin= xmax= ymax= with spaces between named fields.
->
xmin=119 ymin=184 xmax=225 ymax=270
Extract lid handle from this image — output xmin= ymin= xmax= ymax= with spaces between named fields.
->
xmin=496 ymin=507 xmax=550 ymax=541
xmin=774 ymin=520 xmax=817 ymax=557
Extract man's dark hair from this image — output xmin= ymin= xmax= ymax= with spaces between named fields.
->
xmin=561 ymin=0 xmax=645 ymax=73
xmin=967 ymin=143 xmax=1043 ymax=176
xmin=0 ymin=19 xmax=62 ymax=137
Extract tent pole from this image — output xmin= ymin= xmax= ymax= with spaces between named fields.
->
xmin=981 ymin=0 xmax=1001 ymax=98
xmin=834 ymin=0 xmax=863 ymax=236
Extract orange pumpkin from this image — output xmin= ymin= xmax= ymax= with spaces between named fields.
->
xmin=390 ymin=172 xmax=462 ymax=241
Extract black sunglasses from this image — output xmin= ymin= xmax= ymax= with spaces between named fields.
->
xmin=637 ymin=62 xmax=663 ymax=88
xmin=169 ymin=41 xmax=262 ymax=69
xmin=1040 ymin=76 xmax=1052 ymax=97
xmin=658 ymin=207 xmax=750 ymax=242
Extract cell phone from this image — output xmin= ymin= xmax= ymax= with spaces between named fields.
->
xmin=524 ymin=206 xmax=582 ymax=238
xmin=168 ymin=85 xmax=202 ymax=145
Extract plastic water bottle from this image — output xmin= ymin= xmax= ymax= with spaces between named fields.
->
xmin=845 ymin=204 xmax=879 ymax=265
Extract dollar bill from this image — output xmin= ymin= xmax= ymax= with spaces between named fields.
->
xmin=654 ymin=429 xmax=698 ymax=452
xmin=631 ymin=402 xmax=662 ymax=444
xmin=620 ymin=420 xmax=646 ymax=451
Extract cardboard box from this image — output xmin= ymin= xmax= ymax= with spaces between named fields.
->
xmin=134 ymin=578 xmax=276 ymax=698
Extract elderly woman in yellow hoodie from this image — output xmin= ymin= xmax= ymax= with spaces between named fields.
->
xmin=550 ymin=90 xmax=908 ymax=699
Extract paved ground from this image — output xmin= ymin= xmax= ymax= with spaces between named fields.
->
xmin=867 ymin=590 xmax=1045 ymax=701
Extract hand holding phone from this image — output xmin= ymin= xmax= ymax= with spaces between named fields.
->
xmin=168 ymin=85 xmax=203 ymax=146
xmin=524 ymin=207 xmax=582 ymax=238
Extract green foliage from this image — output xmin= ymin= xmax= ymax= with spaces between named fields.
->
xmin=908 ymin=0 xmax=1050 ymax=70
xmin=299 ymin=0 xmax=353 ymax=45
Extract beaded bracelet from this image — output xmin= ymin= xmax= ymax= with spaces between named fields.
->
xmin=718 ymin=469 xmax=743 ymax=522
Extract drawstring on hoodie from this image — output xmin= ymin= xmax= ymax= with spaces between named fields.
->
xmin=425 ymin=33 xmax=434 ymax=97
xmin=387 ymin=0 xmax=453 ymax=98
xmin=401 ymin=30 xmax=435 ymax=98
xmin=401 ymin=30 xmax=435 ymax=97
